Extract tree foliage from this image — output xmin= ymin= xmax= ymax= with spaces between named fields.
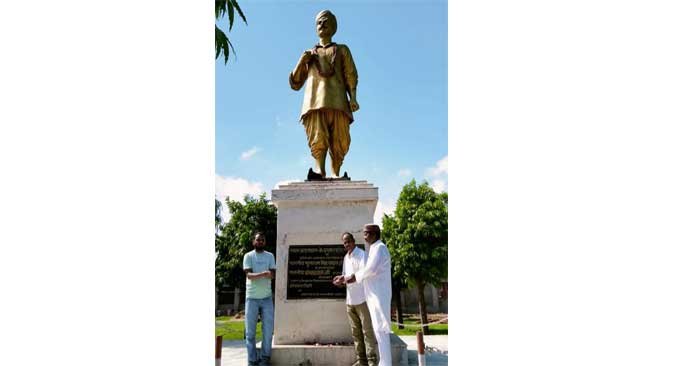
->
xmin=384 ymin=180 xmax=448 ymax=286
xmin=215 ymin=0 xmax=247 ymax=64
xmin=383 ymin=180 xmax=448 ymax=333
xmin=215 ymin=193 xmax=277 ymax=290
xmin=215 ymin=198 xmax=223 ymax=234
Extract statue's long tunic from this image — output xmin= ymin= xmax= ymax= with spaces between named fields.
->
xmin=289 ymin=43 xmax=358 ymax=122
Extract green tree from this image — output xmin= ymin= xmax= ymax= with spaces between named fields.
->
xmin=392 ymin=272 xmax=407 ymax=330
xmin=215 ymin=193 xmax=277 ymax=291
xmin=215 ymin=0 xmax=247 ymax=64
xmin=215 ymin=198 xmax=223 ymax=235
xmin=383 ymin=180 xmax=448 ymax=334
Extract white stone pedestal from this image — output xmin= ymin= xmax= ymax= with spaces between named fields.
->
xmin=270 ymin=180 xmax=407 ymax=365
xmin=261 ymin=334 xmax=408 ymax=365
xmin=271 ymin=180 xmax=378 ymax=345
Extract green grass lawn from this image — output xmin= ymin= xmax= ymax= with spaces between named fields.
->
xmin=216 ymin=317 xmax=261 ymax=340
xmin=215 ymin=316 xmax=447 ymax=340
xmin=391 ymin=319 xmax=448 ymax=336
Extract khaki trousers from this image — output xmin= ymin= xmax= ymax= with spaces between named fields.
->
xmin=347 ymin=302 xmax=379 ymax=366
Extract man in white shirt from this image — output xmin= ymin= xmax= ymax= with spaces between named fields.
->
xmin=340 ymin=224 xmax=393 ymax=366
xmin=334 ymin=232 xmax=378 ymax=366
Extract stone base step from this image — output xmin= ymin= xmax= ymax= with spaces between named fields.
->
xmin=258 ymin=334 xmax=408 ymax=365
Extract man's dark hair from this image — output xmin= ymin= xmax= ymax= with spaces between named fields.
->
xmin=253 ymin=231 xmax=265 ymax=240
xmin=342 ymin=232 xmax=355 ymax=242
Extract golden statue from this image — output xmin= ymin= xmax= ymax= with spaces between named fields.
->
xmin=290 ymin=10 xmax=359 ymax=180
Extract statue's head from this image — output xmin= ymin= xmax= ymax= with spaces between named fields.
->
xmin=315 ymin=10 xmax=337 ymax=38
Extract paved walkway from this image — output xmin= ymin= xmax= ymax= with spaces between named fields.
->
xmin=221 ymin=335 xmax=448 ymax=365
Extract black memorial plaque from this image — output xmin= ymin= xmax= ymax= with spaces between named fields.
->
xmin=287 ymin=245 xmax=347 ymax=299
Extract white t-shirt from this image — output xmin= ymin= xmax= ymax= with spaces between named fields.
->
xmin=342 ymin=246 xmax=367 ymax=305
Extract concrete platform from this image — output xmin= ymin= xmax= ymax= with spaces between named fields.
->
xmin=263 ymin=334 xmax=407 ymax=365
xmin=222 ymin=335 xmax=447 ymax=366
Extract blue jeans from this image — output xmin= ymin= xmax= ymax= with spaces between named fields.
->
xmin=245 ymin=296 xmax=274 ymax=364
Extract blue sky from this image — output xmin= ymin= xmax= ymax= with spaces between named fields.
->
xmin=216 ymin=0 xmax=447 ymax=222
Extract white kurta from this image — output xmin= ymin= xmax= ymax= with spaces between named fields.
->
xmin=349 ymin=240 xmax=393 ymax=366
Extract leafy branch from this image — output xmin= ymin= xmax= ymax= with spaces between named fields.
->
xmin=215 ymin=0 xmax=247 ymax=64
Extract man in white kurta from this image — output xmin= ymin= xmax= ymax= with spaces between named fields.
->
xmin=343 ymin=224 xmax=393 ymax=366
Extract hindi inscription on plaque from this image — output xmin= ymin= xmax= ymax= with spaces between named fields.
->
xmin=287 ymin=245 xmax=348 ymax=300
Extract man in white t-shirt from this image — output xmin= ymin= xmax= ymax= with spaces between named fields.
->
xmin=333 ymin=232 xmax=378 ymax=366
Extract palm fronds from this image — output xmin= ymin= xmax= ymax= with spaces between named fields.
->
xmin=215 ymin=0 xmax=247 ymax=64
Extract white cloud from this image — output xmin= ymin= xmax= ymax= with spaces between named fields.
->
xmin=431 ymin=179 xmax=447 ymax=193
xmin=373 ymin=200 xmax=397 ymax=228
xmin=427 ymin=155 xmax=448 ymax=177
xmin=397 ymin=168 xmax=412 ymax=177
xmin=215 ymin=175 xmax=265 ymax=223
xmin=240 ymin=147 xmax=261 ymax=161
xmin=426 ymin=155 xmax=448 ymax=193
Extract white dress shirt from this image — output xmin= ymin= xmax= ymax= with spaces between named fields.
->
xmin=342 ymin=246 xmax=367 ymax=305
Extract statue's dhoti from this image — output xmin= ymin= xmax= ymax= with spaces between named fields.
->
xmin=302 ymin=109 xmax=351 ymax=170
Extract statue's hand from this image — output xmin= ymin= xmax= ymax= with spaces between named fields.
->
xmin=349 ymin=99 xmax=360 ymax=112
xmin=300 ymin=50 xmax=314 ymax=64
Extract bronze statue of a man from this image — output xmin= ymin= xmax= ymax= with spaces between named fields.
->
xmin=290 ymin=10 xmax=359 ymax=179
